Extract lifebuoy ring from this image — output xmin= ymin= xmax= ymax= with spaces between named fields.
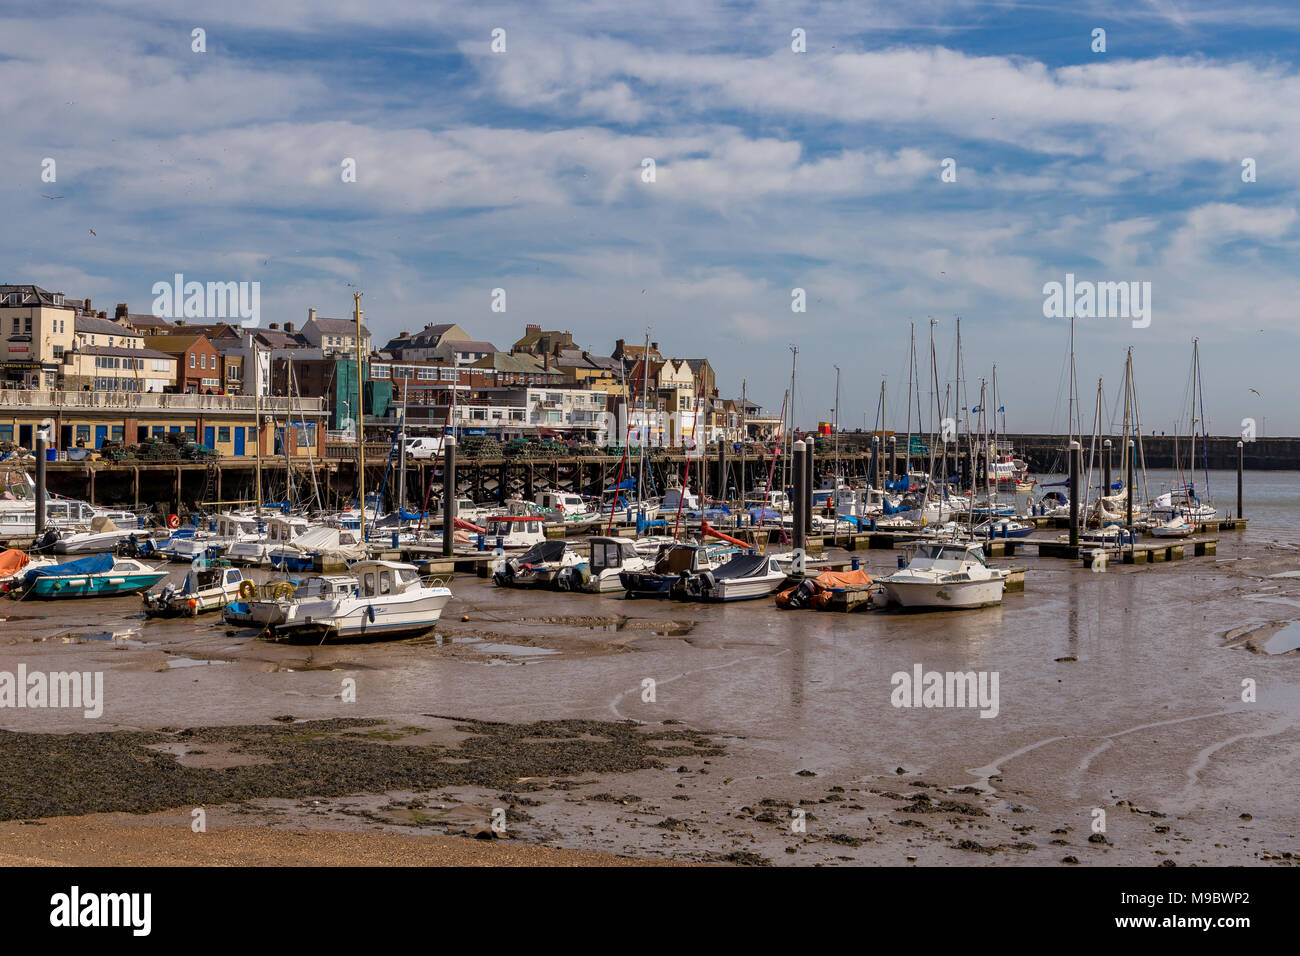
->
xmin=238 ymin=579 xmax=257 ymax=601
xmin=167 ymin=514 xmax=180 ymax=529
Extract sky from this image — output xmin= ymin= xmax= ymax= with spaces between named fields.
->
xmin=3 ymin=0 xmax=1299 ymax=436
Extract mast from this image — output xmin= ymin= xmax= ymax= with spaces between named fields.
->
xmin=639 ymin=330 xmax=650 ymax=497
xmin=253 ymin=337 xmax=262 ymax=514
xmin=833 ymin=365 xmax=840 ymax=487
xmin=786 ymin=345 xmax=798 ymax=491
xmin=353 ymin=292 xmax=365 ymax=542
xmin=904 ymin=322 xmax=914 ymax=478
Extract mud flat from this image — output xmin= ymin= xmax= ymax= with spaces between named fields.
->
xmin=1 ymin=537 xmax=1298 ymax=866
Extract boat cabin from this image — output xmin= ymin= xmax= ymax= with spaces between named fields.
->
xmin=587 ymin=536 xmax=640 ymax=571
xmin=353 ymin=561 xmax=423 ymax=598
xmin=484 ymin=516 xmax=546 ymax=548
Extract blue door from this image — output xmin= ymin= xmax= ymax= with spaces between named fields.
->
xmin=204 ymin=426 xmax=215 ymax=449
xmin=94 ymin=425 xmax=107 ymax=449
xmin=234 ymin=427 xmax=245 ymax=456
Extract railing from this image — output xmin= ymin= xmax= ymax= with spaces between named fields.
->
xmin=0 ymin=389 xmax=324 ymax=414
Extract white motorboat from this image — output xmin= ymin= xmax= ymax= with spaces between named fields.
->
xmin=671 ymin=551 xmax=789 ymax=603
xmin=143 ymin=564 xmax=246 ymax=617
xmin=492 ymin=540 xmax=584 ymax=588
xmin=243 ymin=573 xmax=359 ymax=628
xmin=269 ymin=561 xmax=452 ymax=642
xmin=1150 ymin=488 xmax=1216 ymax=523
xmin=879 ymin=541 xmax=1008 ymax=610
xmin=559 ymin=536 xmax=653 ymax=593
xmin=46 ymin=515 xmax=132 ymax=554
xmin=226 ymin=514 xmax=308 ymax=566
xmin=481 ymin=515 xmax=547 ymax=550
xmin=1150 ymin=514 xmax=1193 ymax=538
xmin=269 ymin=525 xmax=364 ymax=570
xmin=535 ymin=491 xmax=599 ymax=524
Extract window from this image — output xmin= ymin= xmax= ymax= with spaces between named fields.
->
xmin=0 ymin=426 xmax=11 ymax=441
xmin=10 ymin=318 xmax=16 ymax=333
xmin=152 ymin=426 xmax=164 ymax=438
xmin=218 ymin=426 xmax=230 ymax=443
xmin=76 ymin=426 xmax=90 ymax=442
xmin=417 ymin=367 xmax=436 ymax=381
xmin=52 ymin=345 xmax=63 ymax=358
xmin=440 ymin=367 xmax=458 ymax=381
xmin=371 ymin=365 xmax=389 ymax=379
xmin=111 ymin=426 xmax=124 ymax=441
xmin=23 ymin=318 xmax=31 ymax=333
xmin=200 ymin=354 xmax=206 ymax=369
xmin=190 ymin=354 xmax=196 ymax=368
xmin=227 ymin=365 xmax=241 ymax=380
xmin=184 ymin=427 xmax=196 ymax=440
xmin=152 ymin=359 xmax=168 ymax=371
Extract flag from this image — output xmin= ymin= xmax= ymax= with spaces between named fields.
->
xmin=997 ymin=405 xmax=1005 ymax=413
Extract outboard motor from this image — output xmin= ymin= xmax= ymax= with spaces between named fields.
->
xmin=34 ymin=528 xmax=60 ymax=553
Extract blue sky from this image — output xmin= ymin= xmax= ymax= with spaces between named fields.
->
xmin=4 ymin=0 xmax=1300 ymax=435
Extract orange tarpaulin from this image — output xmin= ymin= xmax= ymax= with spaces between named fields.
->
xmin=776 ymin=568 xmax=873 ymax=609
xmin=0 ymin=548 xmax=30 ymax=578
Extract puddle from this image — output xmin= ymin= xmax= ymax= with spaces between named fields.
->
xmin=474 ymin=642 xmax=559 ymax=657
xmin=165 ymin=657 xmax=230 ymax=669
xmin=1262 ymin=622 xmax=1300 ymax=655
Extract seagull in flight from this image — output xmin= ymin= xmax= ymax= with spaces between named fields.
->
xmin=1249 ymin=388 xmax=1260 ymax=396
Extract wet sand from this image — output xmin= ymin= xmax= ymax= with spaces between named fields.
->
xmin=2 ymin=531 xmax=1298 ymax=867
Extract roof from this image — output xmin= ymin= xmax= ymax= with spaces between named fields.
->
xmin=470 ymin=352 xmax=555 ymax=374
xmin=141 ymin=333 xmax=210 ymax=352
xmin=553 ymin=349 xmax=618 ymax=371
xmin=75 ymin=315 xmax=141 ymax=337
xmin=254 ymin=330 xmax=305 ymax=348
xmin=444 ymin=339 xmax=496 ymax=353
xmin=0 ymin=284 xmax=72 ymax=308
xmin=309 ymin=316 xmax=371 ymax=337
xmin=124 ymin=313 xmax=171 ymax=328
xmin=74 ymin=345 xmax=176 ymax=359
xmin=383 ymin=323 xmax=461 ymax=351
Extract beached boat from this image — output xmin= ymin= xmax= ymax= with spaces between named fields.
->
xmin=269 ymin=525 xmax=364 ymax=571
xmin=670 ymin=551 xmax=789 ymax=603
xmin=43 ymin=514 xmax=133 ymax=555
xmin=227 ymin=514 xmax=308 ymax=566
xmin=557 ymin=537 xmax=653 ymax=593
xmin=143 ymin=564 xmax=246 ymax=617
xmin=619 ymin=542 xmax=737 ymax=599
xmin=269 ymin=561 xmax=452 ymax=642
xmin=233 ymin=574 xmax=358 ymax=629
xmin=879 ymin=541 xmax=1007 ymax=610
xmin=481 ymin=515 xmax=547 ymax=550
xmin=492 ymin=540 xmax=584 ymax=589
xmin=17 ymin=553 xmax=167 ymax=599
xmin=0 ymin=548 xmax=53 ymax=589
xmin=1150 ymin=514 xmax=1193 ymax=538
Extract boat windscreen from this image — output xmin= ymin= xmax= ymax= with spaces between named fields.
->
xmin=519 ymin=540 xmax=567 ymax=564
xmin=711 ymin=553 xmax=770 ymax=579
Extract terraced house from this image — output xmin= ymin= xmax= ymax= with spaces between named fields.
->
xmin=0 ymin=283 xmax=74 ymax=388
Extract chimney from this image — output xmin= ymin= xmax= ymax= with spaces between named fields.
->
xmin=651 ymin=342 xmax=659 ymax=353
xmin=400 ymin=330 xmax=409 ymax=338
xmin=269 ymin=322 xmax=280 ymax=331
xmin=526 ymin=323 xmax=541 ymax=334
xmin=115 ymin=303 xmax=128 ymax=319
xmin=284 ymin=321 xmax=294 ymax=333
xmin=307 ymin=307 xmax=317 ymax=323
xmin=615 ymin=338 xmax=625 ymax=356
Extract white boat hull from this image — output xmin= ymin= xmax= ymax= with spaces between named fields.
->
xmin=882 ymin=577 xmax=1005 ymax=609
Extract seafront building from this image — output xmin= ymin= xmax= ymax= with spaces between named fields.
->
xmin=0 ymin=284 xmax=760 ymax=460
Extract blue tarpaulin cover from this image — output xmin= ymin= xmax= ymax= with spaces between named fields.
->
xmin=24 ymin=552 xmax=114 ymax=582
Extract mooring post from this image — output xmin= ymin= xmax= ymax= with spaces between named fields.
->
xmin=1102 ymin=438 xmax=1112 ymax=501
xmin=1068 ymin=440 xmax=1080 ymax=548
xmin=1126 ymin=439 xmax=1134 ymax=527
xmin=792 ymin=440 xmax=806 ymax=553
xmin=1237 ymin=440 xmax=1244 ymax=520
xmin=805 ymin=441 xmax=816 ymax=534
xmin=442 ymin=435 xmax=456 ymax=558
xmin=35 ymin=430 xmax=47 ymax=537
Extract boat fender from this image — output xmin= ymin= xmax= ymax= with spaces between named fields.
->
xmin=238 ymin=580 xmax=257 ymax=601
xmin=366 ymin=605 xmax=376 ymax=623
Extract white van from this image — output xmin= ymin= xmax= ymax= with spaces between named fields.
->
xmin=404 ymin=436 xmax=445 ymax=460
